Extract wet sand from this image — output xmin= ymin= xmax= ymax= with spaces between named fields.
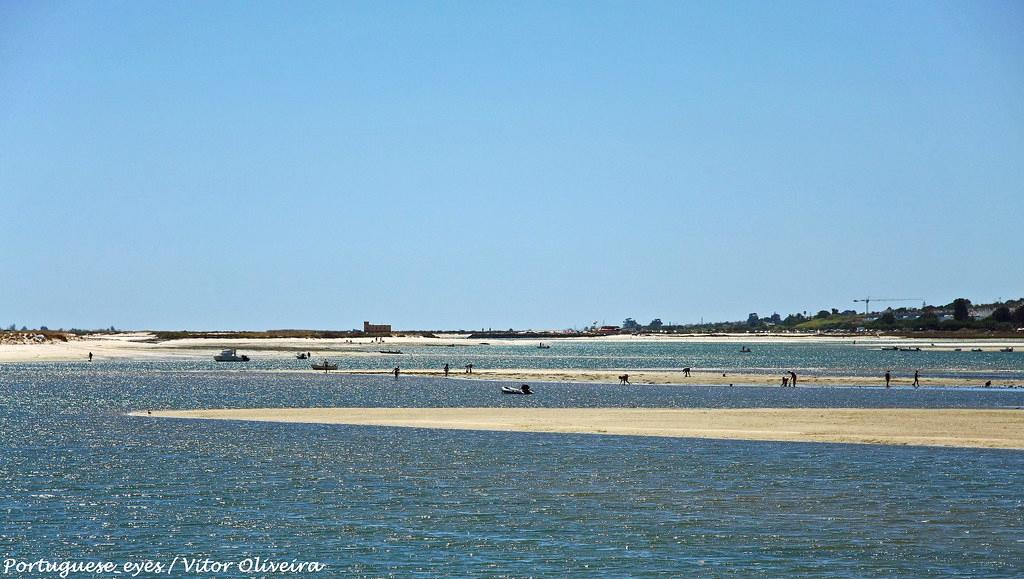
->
xmin=337 ymin=368 xmax=1007 ymax=389
xmin=134 ymin=408 xmax=1024 ymax=449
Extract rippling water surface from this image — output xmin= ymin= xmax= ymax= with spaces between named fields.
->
xmin=86 ymin=340 xmax=1024 ymax=381
xmin=2 ymin=360 xmax=1023 ymax=576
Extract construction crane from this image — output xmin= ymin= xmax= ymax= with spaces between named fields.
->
xmin=853 ymin=297 xmax=925 ymax=315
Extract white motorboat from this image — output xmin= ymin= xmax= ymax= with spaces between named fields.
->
xmin=214 ymin=349 xmax=249 ymax=362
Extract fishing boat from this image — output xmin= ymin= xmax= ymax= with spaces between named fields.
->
xmin=311 ymin=360 xmax=338 ymax=372
xmin=502 ymin=384 xmax=533 ymax=395
xmin=1000 ymin=347 xmax=1015 ymax=353
xmin=214 ymin=349 xmax=249 ymax=362
xmin=881 ymin=346 xmax=899 ymax=351
xmin=379 ymin=350 xmax=402 ymax=355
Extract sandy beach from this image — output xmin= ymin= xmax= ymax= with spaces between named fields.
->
xmin=2 ymin=332 xmax=1023 ymax=363
xmin=135 ymin=407 xmax=1024 ymax=449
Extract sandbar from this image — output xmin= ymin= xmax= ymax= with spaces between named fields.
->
xmin=339 ymin=368 xmax=1011 ymax=389
xmin=134 ymin=407 xmax=1024 ymax=449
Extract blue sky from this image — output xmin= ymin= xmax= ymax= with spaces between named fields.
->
xmin=2 ymin=1 xmax=1022 ymax=330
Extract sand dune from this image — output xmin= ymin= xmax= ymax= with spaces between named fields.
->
xmin=134 ymin=407 xmax=1024 ymax=449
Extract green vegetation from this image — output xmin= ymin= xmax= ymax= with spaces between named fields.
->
xmin=627 ymin=297 xmax=1024 ymax=337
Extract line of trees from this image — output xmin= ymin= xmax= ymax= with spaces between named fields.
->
xmin=622 ymin=318 xmax=664 ymax=331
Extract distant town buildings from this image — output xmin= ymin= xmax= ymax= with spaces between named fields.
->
xmin=970 ymin=307 xmax=996 ymax=320
xmin=363 ymin=321 xmax=392 ymax=336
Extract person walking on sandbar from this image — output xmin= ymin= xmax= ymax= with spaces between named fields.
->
xmin=393 ymin=366 xmax=400 ymax=379
xmin=443 ymin=363 xmax=450 ymax=377
xmin=912 ymin=369 xmax=920 ymax=388
xmin=885 ymin=370 xmax=891 ymax=389
xmin=789 ymin=371 xmax=797 ymax=387
xmin=88 ymin=352 xmax=93 ymax=362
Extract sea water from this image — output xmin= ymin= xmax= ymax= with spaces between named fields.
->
xmin=1 ymin=362 xmax=1023 ymax=576
xmin=98 ymin=340 xmax=1024 ymax=383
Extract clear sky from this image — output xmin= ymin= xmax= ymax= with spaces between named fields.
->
xmin=2 ymin=1 xmax=1022 ymax=330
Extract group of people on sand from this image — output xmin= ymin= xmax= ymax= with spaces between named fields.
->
xmin=884 ymin=369 xmax=921 ymax=389
xmin=780 ymin=369 xmax=924 ymax=388
xmin=441 ymin=363 xmax=473 ymax=376
xmin=396 ymin=361 xmax=996 ymax=390
xmin=391 ymin=362 xmax=475 ymax=380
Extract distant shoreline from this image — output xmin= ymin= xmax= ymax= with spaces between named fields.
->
xmin=2 ymin=333 xmax=1022 ymax=389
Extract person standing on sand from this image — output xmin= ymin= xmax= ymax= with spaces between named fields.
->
xmin=913 ymin=370 xmax=920 ymax=388
xmin=789 ymin=371 xmax=797 ymax=387
xmin=885 ymin=370 xmax=891 ymax=388
xmin=465 ymin=363 xmax=473 ymax=374
xmin=683 ymin=367 xmax=691 ymax=377
xmin=88 ymin=352 xmax=93 ymax=362
xmin=443 ymin=363 xmax=449 ymax=377
xmin=393 ymin=366 xmax=400 ymax=379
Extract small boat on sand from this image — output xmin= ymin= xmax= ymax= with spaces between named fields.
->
xmin=971 ymin=348 xmax=984 ymax=352
xmin=312 ymin=360 xmax=338 ymax=372
xmin=502 ymin=384 xmax=533 ymax=395
xmin=296 ymin=352 xmax=309 ymax=360
xmin=379 ymin=350 xmax=402 ymax=355
xmin=214 ymin=349 xmax=249 ymax=362
xmin=1000 ymin=347 xmax=1015 ymax=353
xmin=881 ymin=346 xmax=899 ymax=351
xmin=899 ymin=347 xmax=921 ymax=352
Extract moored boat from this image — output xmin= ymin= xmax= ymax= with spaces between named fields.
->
xmin=214 ymin=349 xmax=249 ymax=362
xmin=502 ymin=384 xmax=533 ymax=395
xmin=312 ymin=360 xmax=338 ymax=372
